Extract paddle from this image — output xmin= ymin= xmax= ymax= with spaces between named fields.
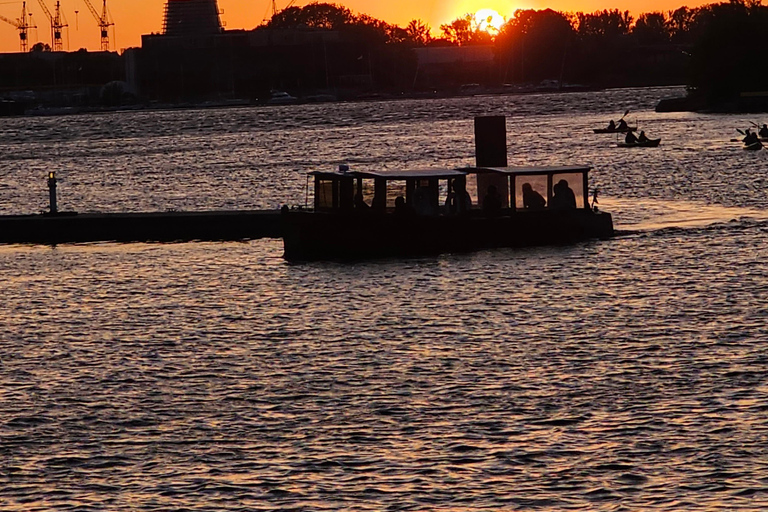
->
xmin=736 ymin=128 xmax=745 ymax=135
xmin=618 ymin=109 xmax=629 ymax=121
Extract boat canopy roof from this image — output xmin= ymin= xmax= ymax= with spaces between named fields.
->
xmin=354 ymin=168 xmax=467 ymax=179
xmin=464 ymin=165 xmax=592 ymax=176
xmin=309 ymin=168 xmax=468 ymax=180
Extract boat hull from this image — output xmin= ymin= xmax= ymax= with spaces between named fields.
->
xmin=593 ymin=127 xmax=637 ymax=133
xmin=617 ymin=138 xmax=661 ymax=148
xmin=282 ymin=209 xmax=614 ymax=261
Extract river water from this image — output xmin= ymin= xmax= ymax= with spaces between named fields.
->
xmin=2 ymin=86 xmax=768 ymax=510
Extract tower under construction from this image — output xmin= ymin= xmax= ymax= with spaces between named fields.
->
xmin=163 ymin=0 xmax=221 ymax=37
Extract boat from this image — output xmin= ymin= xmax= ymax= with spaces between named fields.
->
xmin=266 ymin=90 xmax=298 ymax=105
xmin=617 ymin=138 xmax=661 ymax=148
xmin=593 ymin=126 xmax=637 ymax=134
xmin=281 ymin=165 xmax=614 ymax=261
xmin=744 ymin=140 xmax=763 ymax=151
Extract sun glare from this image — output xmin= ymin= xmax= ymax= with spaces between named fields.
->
xmin=474 ymin=9 xmax=505 ymax=32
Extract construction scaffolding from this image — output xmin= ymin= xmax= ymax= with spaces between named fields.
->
xmin=163 ymin=0 xmax=221 ymax=37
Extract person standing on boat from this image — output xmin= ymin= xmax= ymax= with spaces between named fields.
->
xmin=522 ymin=183 xmax=546 ymax=210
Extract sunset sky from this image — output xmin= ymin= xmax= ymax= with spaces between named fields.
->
xmin=0 ymin=0 xmax=711 ymax=53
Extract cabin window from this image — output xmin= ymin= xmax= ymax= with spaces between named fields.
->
xmin=387 ymin=181 xmax=407 ymax=208
xmin=316 ymin=178 xmax=335 ymax=209
xmin=354 ymin=179 xmax=376 ymax=208
xmin=465 ymin=173 xmax=479 ymax=206
xmin=514 ymin=175 xmax=548 ymax=210
xmin=551 ymin=173 xmax=586 ymax=209
xmin=477 ymin=173 xmax=510 ymax=208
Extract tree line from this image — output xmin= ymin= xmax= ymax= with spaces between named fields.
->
xmin=265 ymin=0 xmax=768 ymax=104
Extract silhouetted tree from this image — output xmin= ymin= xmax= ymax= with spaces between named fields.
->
xmin=576 ymin=9 xmax=633 ymax=37
xmin=440 ymin=15 xmax=473 ymax=45
xmin=406 ymin=19 xmax=432 ymax=46
xmin=688 ymin=0 xmax=768 ymax=105
xmin=497 ymin=9 xmax=575 ymax=83
xmin=633 ymin=12 xmax=670 ymax=44
xmin=30 ymin=42 xmax=52 ymax=52
xmin=267 ymin=2 xmax=355 ymax=29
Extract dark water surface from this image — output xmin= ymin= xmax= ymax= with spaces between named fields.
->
xmin=3 ymin=87 xmax=768 ymax=510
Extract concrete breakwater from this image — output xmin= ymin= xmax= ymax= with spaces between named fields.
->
xmin=0 ymin=210 xmax=283 ymax=244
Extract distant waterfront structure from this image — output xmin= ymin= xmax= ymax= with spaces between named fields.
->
xmin=163 ymin=0 xmax=222 ymax=37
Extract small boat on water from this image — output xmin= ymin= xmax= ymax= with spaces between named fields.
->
xmin=266 ymin=90 xmax=298 ymax=105
xmin=593 ymin=126 xmax=637 ymax=134
xmin=281 ymin=165 xmax=614 ymax=261
xmin=617 ymin=138 xmax=661 ymax=148
xmin=744 ymin=140 xmax=763 ymax=151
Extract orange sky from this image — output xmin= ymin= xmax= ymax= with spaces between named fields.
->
xmin=0 ymin=0 xmax=711 ymax=53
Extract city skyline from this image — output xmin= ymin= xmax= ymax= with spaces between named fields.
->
xmin=0 ymin=0 xmax=713 ymax=53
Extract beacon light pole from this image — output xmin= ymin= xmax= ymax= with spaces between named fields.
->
xmin=47 ymin=171 xmax=58 ymax=214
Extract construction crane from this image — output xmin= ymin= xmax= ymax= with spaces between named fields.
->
xmin=0 ymin=1 xmax=37 ymax=52
xmin=36 ymin=0 xmax=67 ymax=51
xmin=82 ymin=0 xmax=112 ymax=51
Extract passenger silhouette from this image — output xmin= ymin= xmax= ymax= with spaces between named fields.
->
xmin=446 ymin=178 xmax=472 ymax=214
xmin=355 ymin=191 xmax=369 ymax=209
xmin=551 ymin=179 xmax=577 ymax=209
xmin=638 ymin=130 xmax=649 ymax=143
xmin=625 ymin=130 xmax=638 ymax=144
xmin=483 ymin=184 xmax=502 ymax=216
xmin=522 ymin=183 xmax=546 ymax=210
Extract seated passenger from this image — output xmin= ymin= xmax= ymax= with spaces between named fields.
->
xmin=483 ymin=185 xmax=502 ymax=216
xmin=607 ymin=120 xmax=616 ymax=131
xmin=446 ymin=178 xmax=472 ymax=214
xmin=617 ymin=119 xmax=628 ymax=131
xmin=394 ymin=196 xmax=408 ymax=216
xmin=760 ymin=124 xmax=768 ymax=138
xmin=625 ymin=130 xmax=638 ymax=144
xmin=522 ymin=183 xmax=546 ymax=210
xmin=412 ymin=184 xmax=437 ymax=216
xmin=354 ymin=191 xmax=369 ymax=209
xmin=638 ymin=130 xmax=649 ymax=143
xmin=551 ymin=179 xmax=577 ymax=210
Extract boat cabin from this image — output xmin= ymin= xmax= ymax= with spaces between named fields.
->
xmin=309 ymin=164 xmax=592 ymax=215
xmin=310 ymin=168 xmax=468 ymax=214
xmin=465 ymin=165 xmax=592 ymax=211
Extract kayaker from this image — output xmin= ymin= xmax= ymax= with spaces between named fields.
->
xmin=638 ymin=131 xmax=649 ymax=143
xmin=606 ymin=120 xmax=616 ymax=131
xmin=625 ymin=130 xmax=638 ymax=144
xmin=759 ymin=124 xmax=768 ymax=138
xmin=743 ymin=129 xmax=759 ymax=145
xmin=617 ymin=119 xmax=628 ymax=131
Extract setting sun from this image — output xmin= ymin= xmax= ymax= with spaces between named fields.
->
xmin=474 ymin=8 xmax=506 ymax=32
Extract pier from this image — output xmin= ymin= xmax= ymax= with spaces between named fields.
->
xmin=0 ymin=209 xmax=282 ymax=244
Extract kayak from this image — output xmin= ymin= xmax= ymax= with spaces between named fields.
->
xmin=744 ymin=140 xmax=763 ymax=150
xmin=617 ymin=138 xmax=661 ymax=148
xmin=594 ymin=126 xmax=638 ymax=133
